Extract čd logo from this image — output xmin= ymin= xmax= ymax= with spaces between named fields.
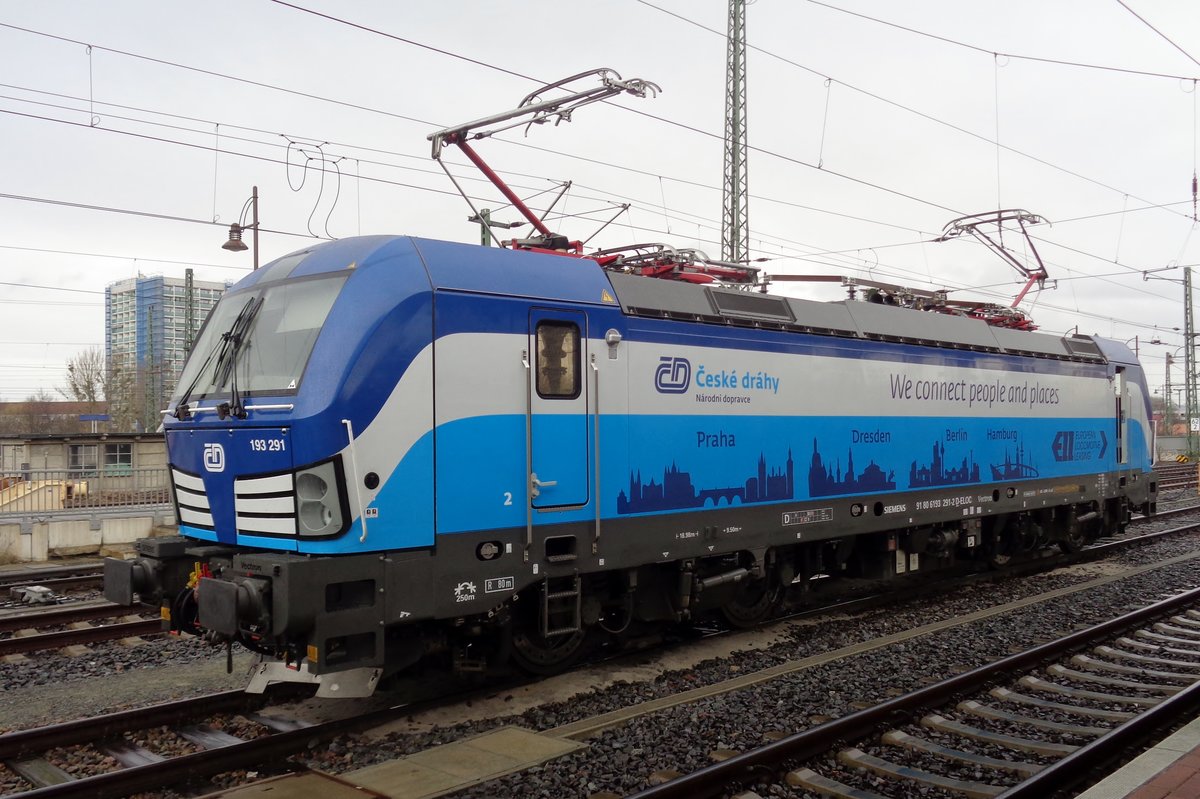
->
xmin=203 ymin=443 xmax=226 ymax=473
xmin=655 ymin=356 xmax=691 ymax=394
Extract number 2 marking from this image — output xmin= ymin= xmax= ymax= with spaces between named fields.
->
xmin=503 ymin=492 xmax=513 ymax=506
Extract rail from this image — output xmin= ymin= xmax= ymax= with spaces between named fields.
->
xmin=0 ymin=467 xmax=171 ymax=518
xmin=631 ymin=584 xmax=1200 ymax=799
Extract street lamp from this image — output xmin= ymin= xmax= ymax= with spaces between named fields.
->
xmin=222 ymin=186 xmax=260 ymax=269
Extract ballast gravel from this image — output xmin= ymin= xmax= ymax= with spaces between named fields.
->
xmin=336 ymin=535 xmax=1200 ymax=798
xmin=2 ymin=518 xmax=1199 ymax=798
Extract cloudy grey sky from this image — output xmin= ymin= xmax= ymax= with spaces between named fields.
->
xmin=2 ymin=1 xmax=1199 ymax=401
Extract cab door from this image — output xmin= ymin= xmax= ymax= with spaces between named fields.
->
xmin=529 ymin=309 xmax=589 ymax=508
xmin=1115 ymin=367 xmax=1128 ymax=466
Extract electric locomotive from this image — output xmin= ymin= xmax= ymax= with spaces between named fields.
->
xmin=105 ymin=233 xmax=1157 ymax=696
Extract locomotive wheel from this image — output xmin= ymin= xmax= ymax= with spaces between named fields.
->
xmin=509 ymin=625 xmax=588 ymax=675
xmin=1058 ymin=520 xmax=1087 ymax=554
xmin=719 ymin=577 xmax=778 ymax=628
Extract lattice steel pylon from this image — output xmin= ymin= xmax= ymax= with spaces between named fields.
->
xmin=721 ymin=0 xmax=750 ymax=264
xmin=184 ymin=267 xmax=195 ymax=355
xmin=1187 ymin=267 xmax=1196 ymax=455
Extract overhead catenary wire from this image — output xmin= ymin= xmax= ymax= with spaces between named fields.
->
xmin=0 ymin=17 xmax=1059 ymax=224
xmin=0 ymin=170 xmax=1178 ymax=317
xmin=0 ymin=156 xmax=1178 ymax=323
xmin=0 ymin=243 xmax=247 ymax=272
xmin=0 ymin=101 xmax=1180 ymax=326
xmin=0 ymin=102 xmax=984 ymax=298
xmin=0 ymin=81 xmax=948 ymax=240
xmin=807 ymin=0 xmax=1200 ymax=81
xmin=271 ymin=0 xmax=1193 ymax=224
xmin=2 ymin=17 xmax=1184 ymax=277
xmin=0 ymin=280 xmax=105 ymax=295
xmin=0 ymin=188 xmax=1178 ymax=338
xmin=6 ymin=84 xmax=939 ymax=260
xmin=0 ymin=152 xmax=1181 ymax=334
xmin=8 ymin=6 xmax=1196 ymax=242
xmin=0 ymin=98 xmax=956 ymax=283
xmin=0 ymin=11 xmax=1193 ymax=345
xmin=634 ymin=0 xmax=1198 ymax=225
xmin=22 ymin=1 xmax=1165 ymax=246
xmin=238 ymin=7 xmax=1200 ymax=281
xmin=1115 ymin=0 xmax=1200 ymax=71
xmin=2 ymin=15 xmax=966 ymax=219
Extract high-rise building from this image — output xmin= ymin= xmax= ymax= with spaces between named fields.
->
xmin=105 ymin=272 xmax=230 ymax=429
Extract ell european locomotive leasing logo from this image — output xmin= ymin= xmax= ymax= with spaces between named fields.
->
xmin=203 ymin=443 xmax=225 ymax=473
xmin=655 ymin=356 xmax=691 ymax=393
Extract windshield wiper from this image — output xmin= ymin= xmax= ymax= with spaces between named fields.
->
xmin=173 ymin=296 xmax=261 ymax=421
xmin=215 ymin=296 xmax=263 ymax=420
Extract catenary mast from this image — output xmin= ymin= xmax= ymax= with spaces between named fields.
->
xmin=1187 ymin=267 xmax=1196 ymax=455
xmin=722 ymin=0 xmax=750 ymax=264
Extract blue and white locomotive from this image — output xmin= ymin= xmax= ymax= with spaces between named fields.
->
xmin=105 ymin=232 xmax=1156 ymax=696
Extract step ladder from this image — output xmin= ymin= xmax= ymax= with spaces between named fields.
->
xmin=541 ymin=574 xmax=582 ymax=638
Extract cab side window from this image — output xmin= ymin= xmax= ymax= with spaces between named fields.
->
xmin=536 ymin=322 xmax=580 ymax=399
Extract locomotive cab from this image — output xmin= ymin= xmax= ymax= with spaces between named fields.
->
xmin=168 ymin=269 xmax=350 ymax=550
xmin=106 ymin=236 xmax=442 ymax=695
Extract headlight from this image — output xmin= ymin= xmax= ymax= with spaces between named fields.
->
xmin=295 ymin=460 xmax=345 ymax=536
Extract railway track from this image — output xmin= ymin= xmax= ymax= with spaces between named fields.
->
xmin=0 ymin=686 xmax=319 ymax=798
xmin=0 ymin=602 xmax=146 ymax=634
xmin=0 ymin=567 xmax=103 ymax=595
xmin=0 ymin=618 xmax=160 ymax=658
xmin=243 ymin=520 xmax=1200 ymax=791
xmin=1155 ymin=461 xmax=1197 ymax=491
xmin=0 ymin=672 xmax=535 ymax=798
xmin=398 ymin=523 xmax=1200 ymax=799
xmin=4 ymin=506 xmax=1200 ymax=797
xmin=1 ymin=497 xmax=1196 ymax=659
xmin=629 ymin=587 xmax=1200 ymax=799
xmin=0 ymin=599 xmax=163 ymax=659
xmin=1 ymin=504 xmax=1195 ymax=664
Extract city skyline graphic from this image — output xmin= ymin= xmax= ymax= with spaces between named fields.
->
xmin=617 ymin=450 xmax=794 ymax=514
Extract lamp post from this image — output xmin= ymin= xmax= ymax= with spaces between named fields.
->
xmin=222 ymin=186 xmax=260 ymax=269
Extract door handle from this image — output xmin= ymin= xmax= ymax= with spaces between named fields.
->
xmin=530 ymin=472 xmax=558 ymax=498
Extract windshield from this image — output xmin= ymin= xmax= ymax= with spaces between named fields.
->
xmin=172 ymin=274 xmax=347 ymax=402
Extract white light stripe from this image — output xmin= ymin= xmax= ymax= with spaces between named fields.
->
xmin=236 ymin=474 xmax=294 ymax=494
xmin=172 ymin=470 xmax=206 ymax=492
xmin=237 ymin=516 xmax=297 ymax=535
xmin=180 ymin=508 xmax=214 ymax=526
xmin=236 ymin=495 xmax=295 ymax=514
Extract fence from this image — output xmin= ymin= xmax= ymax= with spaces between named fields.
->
xmin=0 ymin=467 xmax=172 ymax=518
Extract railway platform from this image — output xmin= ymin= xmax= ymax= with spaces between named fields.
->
xmin=1078 ymin=714 xmax=1200 ymax=798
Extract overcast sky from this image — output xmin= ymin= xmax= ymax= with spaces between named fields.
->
xmin=2 ymin=1 xmax=1199 ymax=402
